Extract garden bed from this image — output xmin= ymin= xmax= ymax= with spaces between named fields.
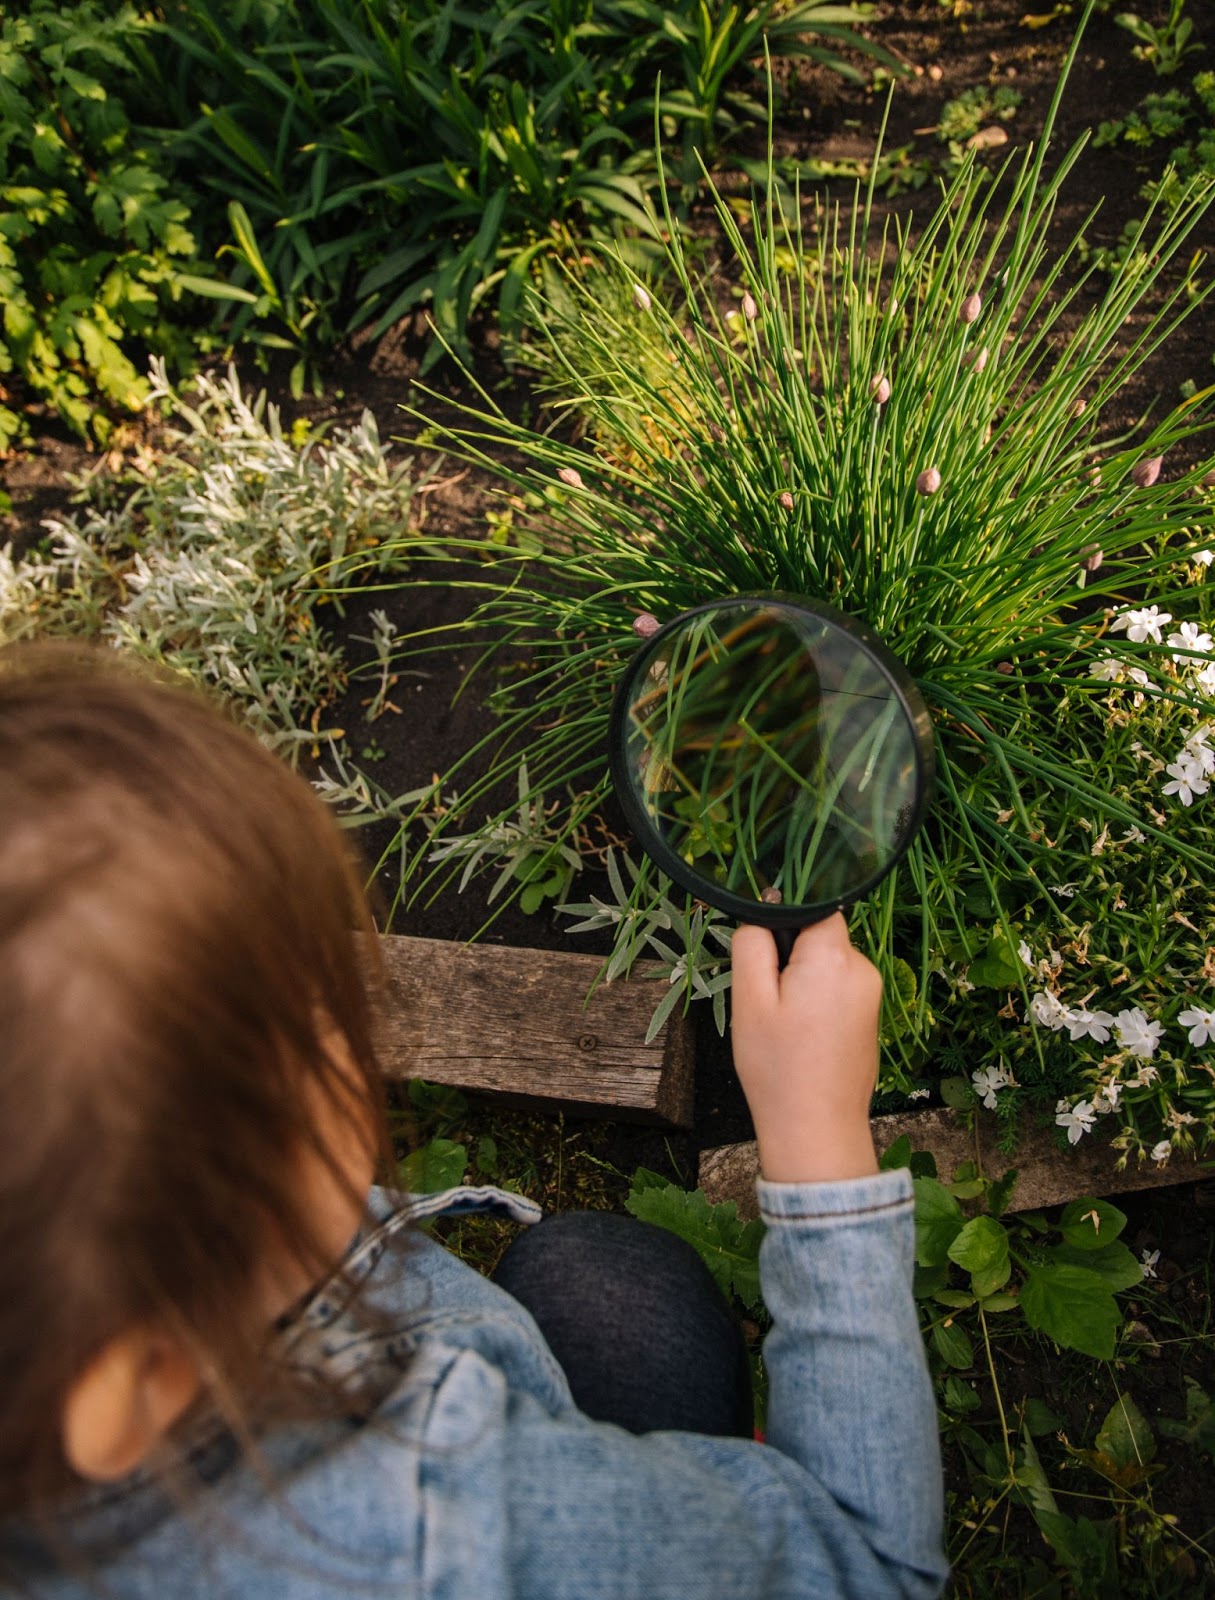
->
xmin=4 ymin=0 xmax=1215 ymax=1588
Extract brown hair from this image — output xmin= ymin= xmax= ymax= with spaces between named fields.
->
xmin=0 ymin=642 xmax=391 ymax=1518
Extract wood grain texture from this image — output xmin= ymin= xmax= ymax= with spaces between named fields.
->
xmin=373 ymin=934 xmax=694 ymax=1126
xmin=699 ymin=1107 xmax=1206 ymax=1219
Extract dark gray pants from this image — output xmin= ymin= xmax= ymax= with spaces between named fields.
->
xmin=492 ymin=1212 xmax=753 ymax=1438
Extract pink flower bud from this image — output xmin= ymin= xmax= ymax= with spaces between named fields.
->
xmin=959 ymin=292 xmax=982 ymax=324
xmin=916 ymin=466 xmax=941 ymax=496
xmin=557 ymin=466 xmax=584 ymax=489
xmin=779 ymin=490 xmax=794 ymax=511
xmin=633 ymin=283 xmax=652 ymax=311
xmin=709 ymin=420 xmax=725 ymax=442
xmin=760 ymin=886 xmax=783 ymax=905
xmin=1072 ymin=397 xmax=1086 ymax=417
xmin=742 ymin=290 xmax=758 ymax=321
xmin=1131 ymin=455 xmax=1163 ymax=489
xmin=967 ymin=345 xmax=989 ymax=373
xmin=870 ymin=373 xmax=891 ymax=405
xmin=1081 ymin=544 xmax=1103 ymax=573
xmin=995 ymin=661 xmax=1014 ymax=676
xmin=631 ymin=612 xmax=661 ymax=639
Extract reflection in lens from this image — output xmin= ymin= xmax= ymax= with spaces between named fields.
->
xmin=619 ymin=603 xmax=922 ymax=912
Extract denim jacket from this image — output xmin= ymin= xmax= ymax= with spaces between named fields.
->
xmin=4 ymin=1170 xmax=948 ymax=1599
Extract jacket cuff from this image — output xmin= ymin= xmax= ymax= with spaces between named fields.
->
xmin=756 ymin=1166 xmax=913 ymax=1226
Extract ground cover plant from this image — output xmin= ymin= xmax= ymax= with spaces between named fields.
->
xmin=362 ymin=14 xmax=1215 ymax=1169
xmin=0 ymin=361 xmax=423 ymax=752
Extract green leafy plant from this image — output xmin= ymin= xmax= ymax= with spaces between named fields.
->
xmin=132 ymin=0 xmax=891 ymax=368
xmin=0 ymin=361 xmax=423 ymax=752
xmin=366 ymin=13 xmax=1215 ymax=1152
xmin=0 ymin=0 xmax=213 ymax=446
xmin=1116 ymin=0 xmax=1203 ymax=77
xmin=626 ymin=1166 xmax=764 ymax=1311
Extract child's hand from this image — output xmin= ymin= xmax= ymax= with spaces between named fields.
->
xmin=731 ymin=916 xmax=882 ymax=1184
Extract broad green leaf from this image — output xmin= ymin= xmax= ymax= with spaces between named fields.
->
xmin=942 ymin=1376 xmax=981 ymax=1414
xmin=1052 ymin=1239 xmax=1142 ymax=1292
xmin=987 ymin=1167 xmax=1019 ymax=1218
xmin=1158 ymin=1378 xmax=1215 ymax=1462
xmin=1020 ymin=1263 xmax=1121 ymax=1358
xmin=914 ymin=1176 xmax=965 ymax=1267
xmin=625 ymin=1182 xmax=765 ymax=1312
xmin=1096 ymin=1394 xmax=1155 ymax=1470
xmin=948 ymin=1215 xmax=1012 ymax=1297
xmin=1023 ymin=1397 xmax=1065 ymax=1437
xmin=978 ymin=1291 xmax=1019 ymax=1313
xmin=1059 ymin=1197 xmax=1127 ymax=1249
xmin=931 ymin=1320 xmax=974 ymax=1370
xmin=880 ymin=1133 xmax=912 ymax=1170
xmin=398 ymin=1137 xmax=468 ymax=1194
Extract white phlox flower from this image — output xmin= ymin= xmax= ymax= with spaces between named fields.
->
xmin=1091 ymin=657 xmax=1124 ymax=682
xmin=1028 ymin=990 xmax=1073 ymax=1031
xmin=907 ymin=1087 xmax=931 ymax=1101
xmin=1178 ymin=1003 xmax=1215 ymax=1046
xmin=1194 ymin=663 xmax=1215 ymax=699
xmin=1092 ymin=1080 xmax=1122 ymax=1114
xmin=1055 ymin=1098 xmax=1098 ymax=1144
xmin=1113 ymin=1006 xmax=1165 ymax=1059
xmin=972 ymin=1063 xmax=1014 ymax=1110
xmin=1194 ymin=550 xmax=1214 ymax=568
xmin=1050 ymin=882 xmax=1079 ymax=898
xmin=1162 ymin=755 xmax=1209 ymax=806
xmin=1182 ymin=728 xmax=1215 ymax=775
xmin=1140 ymin=1248 xmax=1160 ymax=1277
xmin=1018 ymin=940 xmax=1034 ymax=968
xmin=1110 ymin=605 xmax=1172 ymax=644
xmin=1066 ymin=1007 xmax=1115 ymax=1043
xmin=1129 ymin=1062 xmax=1160 ymax=1088
xmin=1168 ymin=621 xmax=1214 ymax=663
xmin=1149 ymin=1140 xmax=1171 ymax=1164
xmin=1122 ymin=825 xmax=1146 ymax=844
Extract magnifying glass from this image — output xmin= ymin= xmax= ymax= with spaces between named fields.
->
xmin=608 ymin=596 xmax=935 ymax=966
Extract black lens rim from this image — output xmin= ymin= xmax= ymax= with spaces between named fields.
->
xmin=607 ymin=594 xmax=936 ymax=927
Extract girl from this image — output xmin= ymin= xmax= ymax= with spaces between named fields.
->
xmin=0 ymin=642 xmax=947 ymax=1598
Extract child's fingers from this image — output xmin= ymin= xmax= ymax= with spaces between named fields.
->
xmin=783 ymin=912 xmax=852 ymax=971
xmin=731 ymin=923 xmax=781 ymax=1012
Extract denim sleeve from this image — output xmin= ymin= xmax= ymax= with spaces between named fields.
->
xmin=498 ymin=1167 xmax=947 ymax=1600
xmin=756 ymin=1167 xmax=946 ymax=1587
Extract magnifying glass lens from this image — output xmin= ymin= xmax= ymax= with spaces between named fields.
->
xmin=613 ymin=601 xmax=927 ymax=919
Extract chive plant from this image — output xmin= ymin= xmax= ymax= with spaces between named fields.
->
xmin=370 ymin=16 xmax=1215 ymax=1158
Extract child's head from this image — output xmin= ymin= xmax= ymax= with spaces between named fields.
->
xmin=0 ymin=643 xmax=389 ymax=1516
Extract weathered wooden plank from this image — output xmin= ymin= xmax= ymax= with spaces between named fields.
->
xmin=373 ymin=934 xmax=693 ymax=1127
xmin=699 ymin=1106 xmax=1207 ymax=1219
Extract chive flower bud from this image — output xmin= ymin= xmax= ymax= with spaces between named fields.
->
xmin=633 ymin=283 xmax=652 ymax=311
xmin=870 ymin=373 xmax=891 ymax=405
xmin=1082 ymin=544 xmax=1103 ymax=573
xmin=779 ymin=490 xmax=794 ymax=510
xmin=760 ymin=886 xmax=783 ymax=905
xmin=557 ymin=466 xmax=584 ymax=489
xmin=1131 ymin=455 xmax=1163 ymax=489
xmin=959 ymin=291 xmax=982 ymax=324
xmin=916 ymin=466 xmax=941 ymax=496
xmin=632 ymin=612 xmax=661 ymax=639
xmin=742 ymin=290 xmax=758 ymax=321
xmin=967 ymin=345 xmax=989 ymax=374
xmin=1072 ymin=397 xmax=1086 ymax=417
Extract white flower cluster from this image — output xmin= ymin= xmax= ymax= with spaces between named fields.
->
xmin=1097 ymin=606 xmax=1215 ymax=805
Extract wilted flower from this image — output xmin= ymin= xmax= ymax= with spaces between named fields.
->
xmin=778 ymin=490 xmax=794 ymax=511
xmin=632 ymin=283 xmax=652 ymax=311
xmin=1055 ymin=1099 xmax=1097 ymax=1145
xmin=631 ymin=612 xmax=661 ymax=640
xmin=870 ymin=373 xmax=891 ymax=405
xmin=1149 ymin=1140 xmax=1171 ymax=1165
xmin=1131 ymin=455 xmax=1163 ymax=489
xmin=959 ymin=291 xmax=982 ymax=324
xmin=742 ymin=290 xmax=758 ymax=322
xmin=916 ymin=466 xmax=941 ymax=496
xmin=556 ymin=466 xmax=584 ymax=489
